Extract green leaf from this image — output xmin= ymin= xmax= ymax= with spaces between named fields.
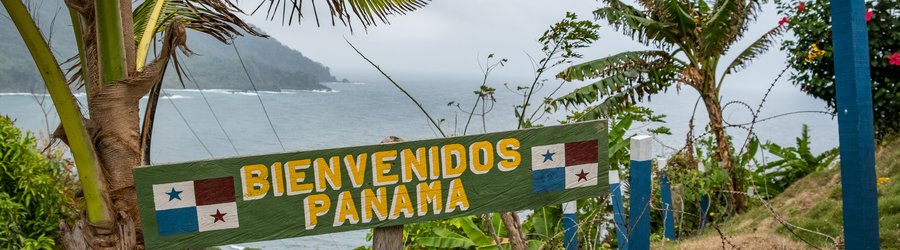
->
xmin=453 ymin=217 xmax=494 ymax=246
xmin=416 ymin=237 xmax=477 ymax=248
xmin=724 ymin=25 xmax=785 ymax=75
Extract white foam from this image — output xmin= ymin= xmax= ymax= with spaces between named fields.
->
xmin=325 ymin=81 xmax=366 ymax=85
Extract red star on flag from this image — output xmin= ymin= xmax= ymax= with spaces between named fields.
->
xmin=576 ymin=170 xmax=589 ymax=181
xmin=211 ymin=209 xmax=227 ymax=223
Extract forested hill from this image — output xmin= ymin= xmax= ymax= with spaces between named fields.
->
xmin=0 ymin=1 xmax=337 ymax=92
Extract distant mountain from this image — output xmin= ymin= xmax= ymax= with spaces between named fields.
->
xmin=0 ymin=1 xmax=337 ymax=92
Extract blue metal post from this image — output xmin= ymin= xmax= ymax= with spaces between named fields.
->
xmin=562 ymin=201 xmax=578 ymax=250
xmin=698 ymin=162 xmax=709 ymax=229
xmin=830 ymin=0 xmax=880 ymax=248
xmin=699 ymin=195 xmax=709 ymax=229
xmin=658 ymin=158 xmax=675 ymax=241
xmin=609 ymin=170 xmax=628 ymax=249
xmin=628 ymin=135 xmax=651 ymax=250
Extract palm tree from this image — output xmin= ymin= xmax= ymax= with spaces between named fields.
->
xmin=555 ymin=0 xmax=784 ymax=213
xmin=1 ymin=0 xmax=427 ymax=247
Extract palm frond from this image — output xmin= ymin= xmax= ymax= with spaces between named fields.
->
xmin=577 ymin=94 xmax=632 ymax=120
xmin=553 ymin=59 xmax=675 ymax=112
xmin=724 ymin=25 xmax=784 ymax=74
xmin=254 ymin=0 xmax=429 ymax=28
xmin=661 ymin=0 xmax=696 ymax=35
xmin=595 ymin=0 xmax=679 ymax=48
xmin=701 ymin=0 xmax=764 ymax=57
xmin=133 ymin=0 xmax=264 ymax=44
xmin=700 ymin=0 xmax=739 ymax=56
xmin=557 ymin=50 xmax=671 ymax=81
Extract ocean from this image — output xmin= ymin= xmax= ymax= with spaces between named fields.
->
xmin=0 ymin=78 xmax=839 ymax=249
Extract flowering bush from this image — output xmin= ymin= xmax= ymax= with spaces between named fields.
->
xmin=776 ymin=0 xmax=900 ymax=139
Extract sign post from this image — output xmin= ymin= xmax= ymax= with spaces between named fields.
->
xmin=829 ymin=0 xmax=880 ymax=248
xmin=627 ymin=135 xmax=651 ymax=250
xmin=134 ymin=121 xmax=609 ymax=249
xmin=562 ymin=201 xmax=578 ymax=250
xmin=658 ymin=158 xmax=675 ymax=241
xmin=609 ymin=170 xmax=627 ymax=249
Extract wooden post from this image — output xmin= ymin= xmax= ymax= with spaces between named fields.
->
xmin=373 ymin=136 xmax=405 ymax=250
xmin=830 ymin=0 xmax=880 ymax=248
xmin=627 ymin=135 xmax=651 ymax=250
xmin=609 ymin=170 xmax=627 ymax=249
xmin=658 ymin=158 xmax=675 ymax=241
xmin=562 ymin=201 xmax=578 ymax=250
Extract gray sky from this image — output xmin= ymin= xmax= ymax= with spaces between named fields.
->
xmin=237 ymin=0 xmax=790 ymax=88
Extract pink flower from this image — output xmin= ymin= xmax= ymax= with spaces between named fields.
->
xmin=798 ymin=2 xmax=806 ymax=12
xmin=779 ymin=17 xmax=789 ymax=25
xmin=866 ymin=11 xmax=874 ymax=21
xmin=802 ymin=84 xmax=808 ymax=92
xmin=889 ymin=52 xmax=900 ymax=66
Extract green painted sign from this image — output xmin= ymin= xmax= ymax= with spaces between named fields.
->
xmin=135 ymin=121 xmax=609 ymax=249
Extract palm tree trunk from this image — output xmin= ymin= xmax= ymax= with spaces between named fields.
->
xmin=699 ymin=92 xmax=746 ymax=213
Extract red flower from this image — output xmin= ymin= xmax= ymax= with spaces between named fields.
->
xmin=866 ymin=11 xmax=874 ymax=21
xmin=779 ymin=17 xmax=789 ymax=25
xmin=798 ymin=2 xmax=806 ymax=12
xmin=889 ymin=52 xmax=900 ymax=66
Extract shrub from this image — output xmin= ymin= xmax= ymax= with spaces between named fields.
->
xmin=776 ymin=0 xmax=900 ymax=139
xmin=0 ymin=116 xmax=77 ymax=249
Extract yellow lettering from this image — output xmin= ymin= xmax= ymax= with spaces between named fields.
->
xmin=361 ymin=187 xmax=389 ymax=223
xmin=441 ymin=144 xmax=467 ymax=178
xmin=241 ymin=164 xmax=269 ymax=200
xmin=285 ymin=159 xmax=313 ymax=195
xmin=344 ymin=154 xmax=368 ymax=188
xmin=428 ymin=146 xmax=440 ymax=180
xmin=445 ymin=179 xmax=470 ymax=213
xmin=271 ymin=162 xmax=284 ymax=196
xmin=303 ymin=194 xmax=331 ymax=230
xmin=416 ymin=180 xmax=442 ymax=216
xmin=372 ymin=150 xmax=399 ymax=186
xmin=314 ymin=156 xmax=342 ymax=192
xmin=469 ymin=141 xmax=494 ymax=174
xmin=496 ymin=138 xmax=521 ymax=171
xmin=389 ymin=184 xmax=414 ymax=219
xmin=401 ymin=148 xmax=428 ymax=183
xmin=333 ymin=191 xmax=360 ymax=226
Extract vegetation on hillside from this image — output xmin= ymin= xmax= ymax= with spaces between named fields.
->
xmin=0 ymin=1 xmax=336 ymax=93
xmin=673 ymin=136 xmax=900 ymax=249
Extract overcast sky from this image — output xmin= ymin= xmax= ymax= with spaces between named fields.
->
xmin=237 ymin=0 xmax=790 ymax=88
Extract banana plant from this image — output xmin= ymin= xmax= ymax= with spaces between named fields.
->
xmin=552 ymin=0 xmax=786 ymax=213
xmin=754 ymin=124 xmax=839 ymax=198
xmin=408 ymin=216 xmax=544 ymax=250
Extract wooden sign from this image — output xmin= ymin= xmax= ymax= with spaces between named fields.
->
xmin=134 ymin=121 xmax=609 ymax=249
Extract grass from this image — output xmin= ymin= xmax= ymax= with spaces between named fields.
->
xmin=663 ymin=137 xmax=900 ymax=249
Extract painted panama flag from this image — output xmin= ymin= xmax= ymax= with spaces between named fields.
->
xmin=151 ymin=176 xmax=239 ymax=236
xmin=531 ymin=140 xmax=599 ymax=193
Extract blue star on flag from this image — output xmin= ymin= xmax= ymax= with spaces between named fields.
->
xmin=542 ymin=150 xmax=556 ymax=162
xmin=166 ymin=187 xmax=183 ymax=201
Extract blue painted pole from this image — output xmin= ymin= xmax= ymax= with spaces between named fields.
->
xmin=830 ymin=0 xmax=880 ymax=248
xmin=562 ymin=201 xmax=578 ymax=250
xmin=698 ymin=162 xmax=709 ymax=229
xmin=658 ymin=158 xmax=675 ymax=241
xmin=609 ymin=170 xmax=628 ymax=249
xmin=699 ymin=195 xmax=709 ymax=229
xmin=628 ymin=135 xmax=651 ymax=250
